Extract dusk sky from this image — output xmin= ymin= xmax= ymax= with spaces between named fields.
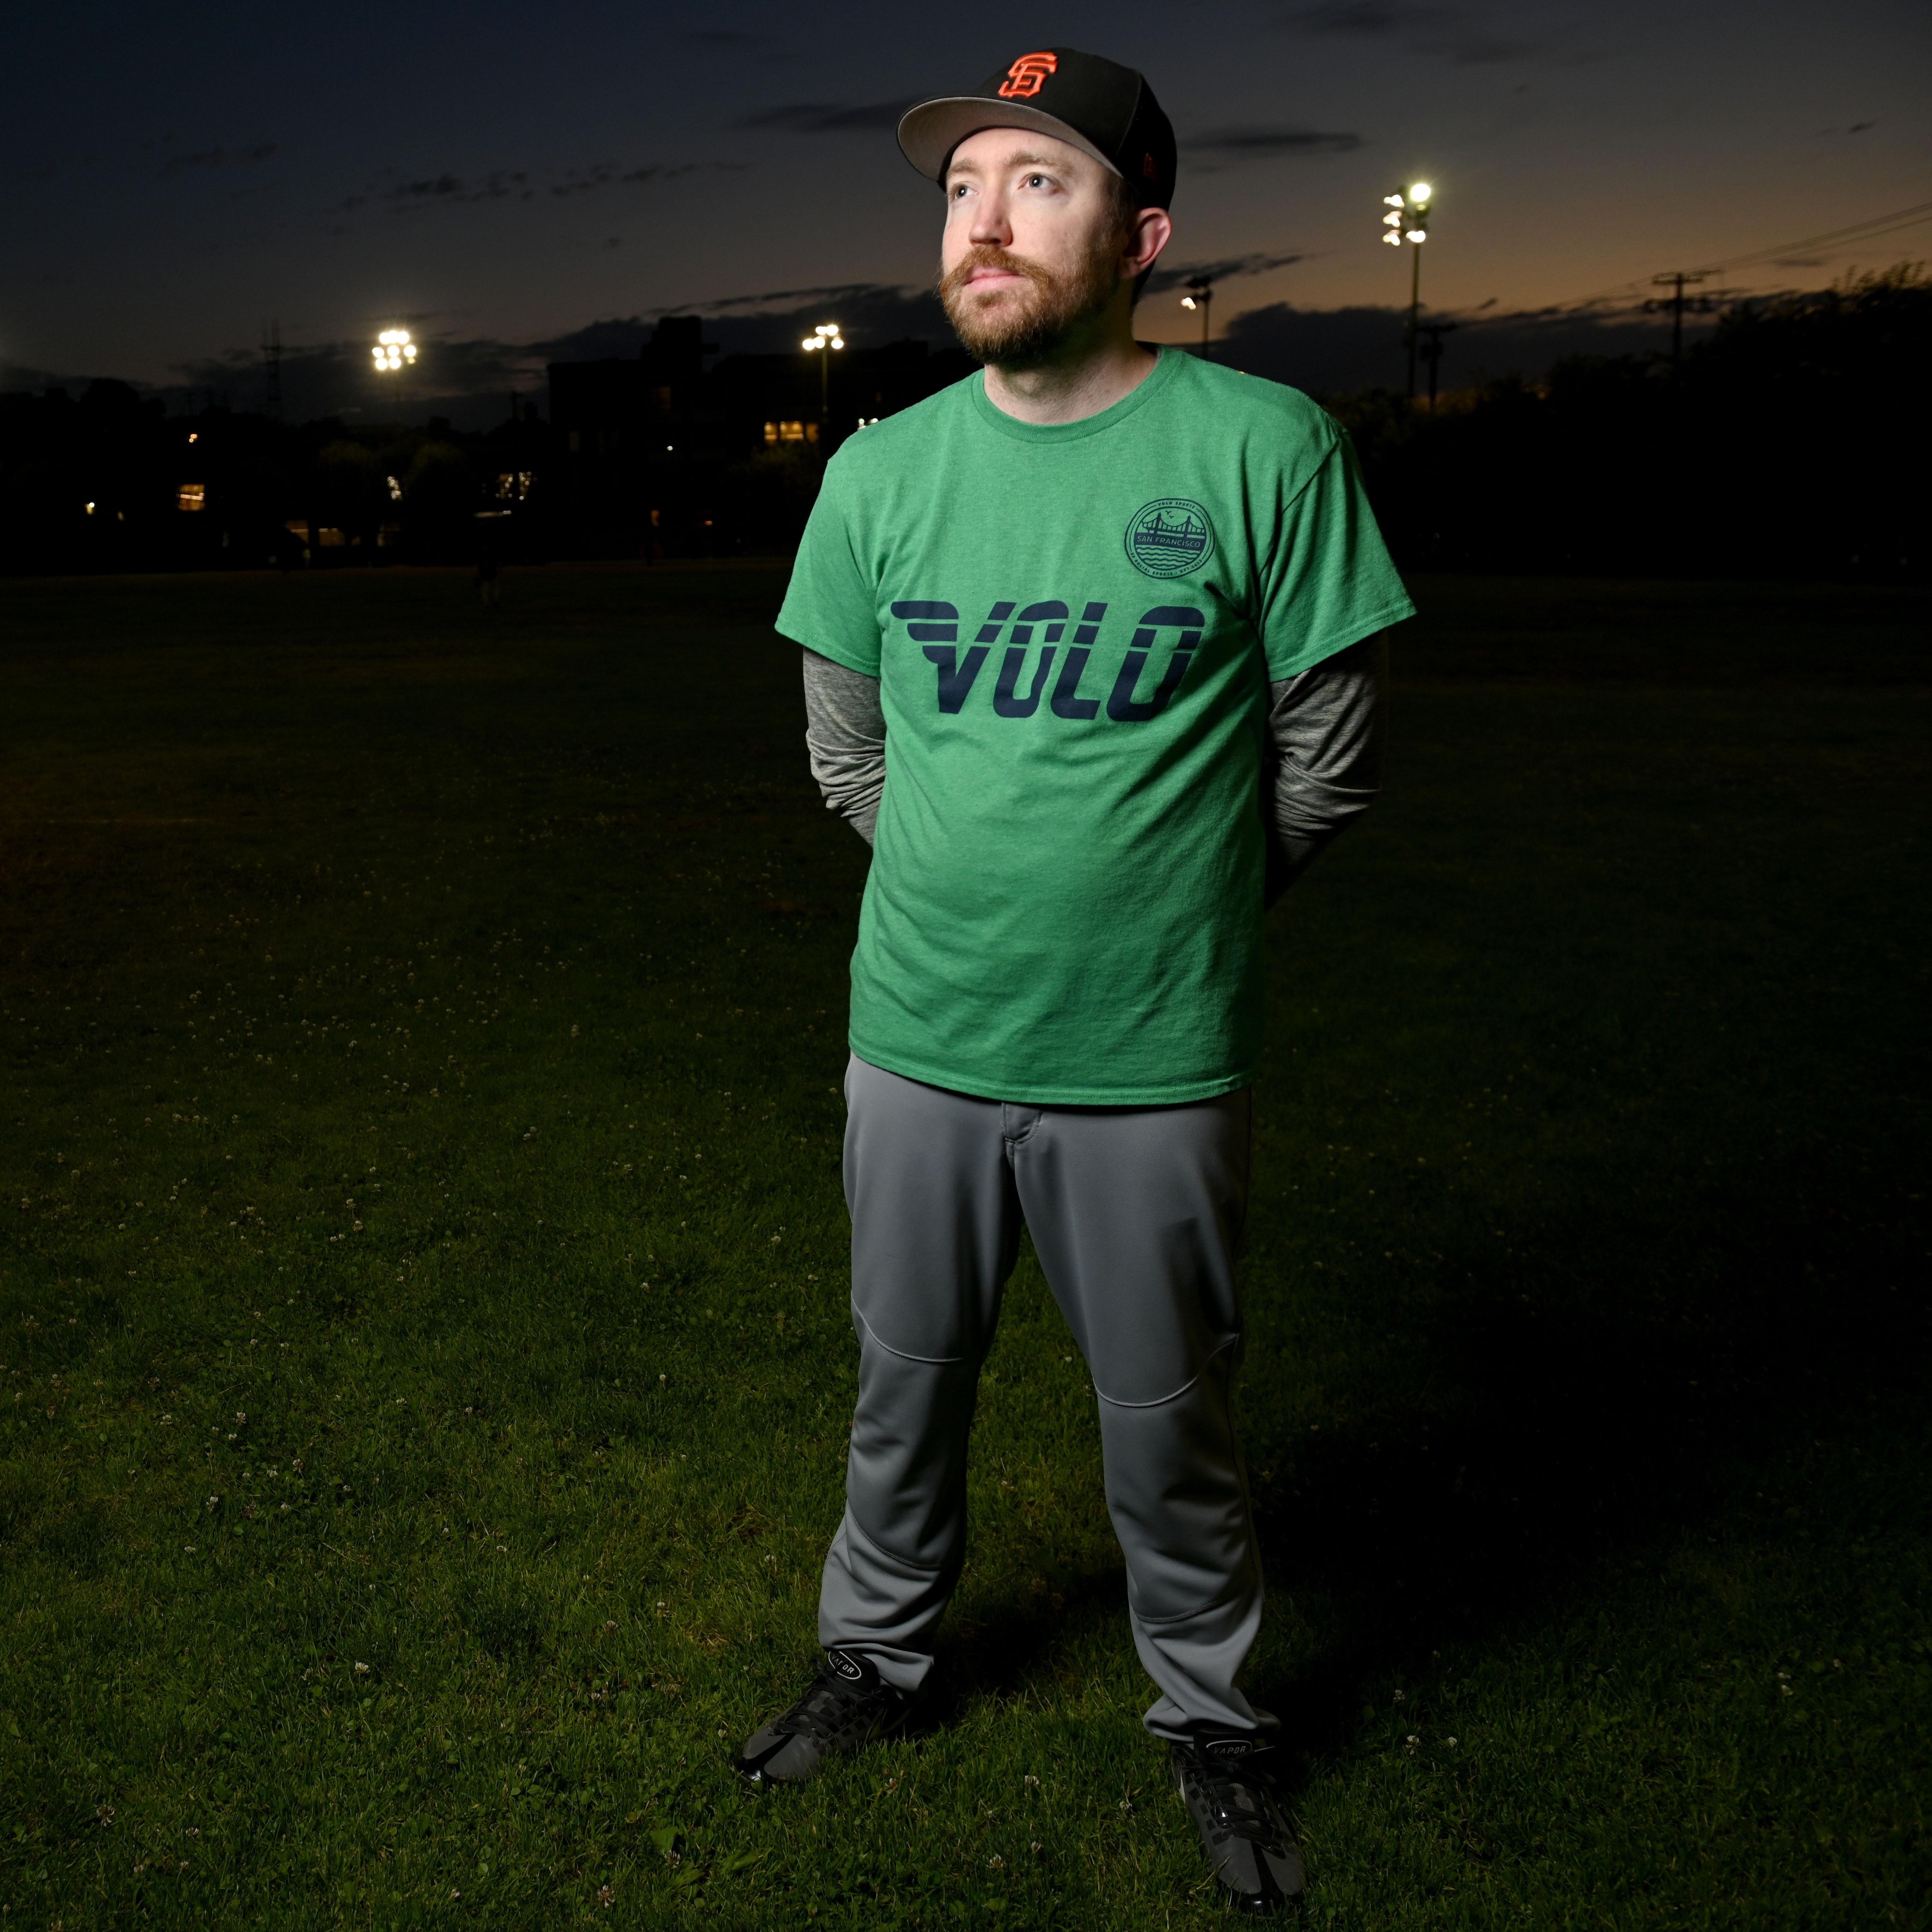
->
xmin=6 ymin=1 xmax=1927 ymax=411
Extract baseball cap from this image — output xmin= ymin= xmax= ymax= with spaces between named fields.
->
xmin=897 ymin=48 xmax=1177 ymax=211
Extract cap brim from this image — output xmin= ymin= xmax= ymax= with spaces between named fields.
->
xmin=896 ymin=97 xmax=1121 ymax=185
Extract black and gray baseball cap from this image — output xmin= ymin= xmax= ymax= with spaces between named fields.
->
xmin=897 ymin=47 xmax=1177 ymax=211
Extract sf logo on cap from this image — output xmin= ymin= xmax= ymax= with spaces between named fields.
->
xmin=998 ymin=51 xmax=1058 ymax=98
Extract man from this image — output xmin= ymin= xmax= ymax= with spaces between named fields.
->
xmin=734 ymin=46 xmax=1413 ymax=1916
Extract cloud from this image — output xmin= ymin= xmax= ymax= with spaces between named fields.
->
xmin=1147 ymin=251 xmax=1306 ymax=294
xmin=532 ymin=283 xmax=954 ymax=361
xmin=1286 ymin=2 xmax=1541 ymax=64
xmin=387 ymin=173 xmax=473 ymax=202
xmin=157 ymin=142 xmax=279 ymax=179
xmin=1294 ymin=1 xmax=1445 ymax=33
xmin=671 ymin=278 xmax=922 ymax=313
xmin=1185 ymin=126 xmax=1362 ymax=158
xmin=739 ymin=101 xmax=915 ymax=133
xmin=333 ymin=161 xmax=736 ymax=219
xmin=550 ymin=162 xmax=704 ymax=197
xmin=167 ymin=332 xmax=545 ymax=426
xmin=1217 ymin=299 xmax=1696 ymax=394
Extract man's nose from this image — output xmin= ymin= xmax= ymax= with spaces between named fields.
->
xmin=968 ymin=191 xmax=1012 ymax=247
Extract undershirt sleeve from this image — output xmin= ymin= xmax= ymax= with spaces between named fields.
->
xmin=1261 ymin=631 xmax=1387 ymax=905
xmin=801 ymin=649 xmax=886 ymax=846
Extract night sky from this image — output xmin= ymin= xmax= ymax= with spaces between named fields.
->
xmin=6 ymin=1 xmax=1926 ymax=417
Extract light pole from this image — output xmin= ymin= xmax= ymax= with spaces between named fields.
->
xmin=1380 ymin=183 xmax=1433 ymax=401
xmin=372 ymin=327 xmax=417 ymax=418
xmin=1180 ymin=276 xmax=1215 ymax=353
xmin=801 ymin=322 xmax=844 ymax=439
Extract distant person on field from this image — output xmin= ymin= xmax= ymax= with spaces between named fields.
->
xmin=475 ymin=516 xmax=502 ymax=607
xmin=734 ymin=46 xmax=1412 ymax=1917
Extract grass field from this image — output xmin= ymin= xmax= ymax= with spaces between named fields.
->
xmin=2 ymin=564 xmax=1927 ymax=1929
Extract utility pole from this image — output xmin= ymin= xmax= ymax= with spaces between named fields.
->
xmin=262 ymin=319 xmax=283 ymax=421
xmin=1649 ymin=271 xmax=1711 ymax=366
xmin=1415 ymin=318 xmax=1458 ymax=411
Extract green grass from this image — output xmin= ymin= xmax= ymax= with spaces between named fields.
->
xmin=1 ymin=565 xmax=1926 ymax=1929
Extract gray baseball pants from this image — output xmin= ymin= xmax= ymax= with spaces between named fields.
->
xmin=818 ymin=1053 xmax=1274 ymax=1742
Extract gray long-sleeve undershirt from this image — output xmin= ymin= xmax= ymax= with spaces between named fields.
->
xmin=801 ymin=635 xmax=1386 ymax=899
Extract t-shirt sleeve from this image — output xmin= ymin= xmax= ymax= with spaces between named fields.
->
xmin=774 ymin=459 xmax=881 ymax=677
xmin=1254 ymin=431 xmax=1415 ymax=681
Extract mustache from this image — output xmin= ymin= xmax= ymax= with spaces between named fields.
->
xmin=938 ymin=245 xmax=1054 ymax=301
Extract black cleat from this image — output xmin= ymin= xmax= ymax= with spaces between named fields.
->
xmin=733 ymin=1648 xmax=911 ymax=1786
xmin=1170 ymin=1735 xmax=1306 ymax=1916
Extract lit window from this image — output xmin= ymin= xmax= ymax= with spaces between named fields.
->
xmin=178 ymin=484 xmax=207 ymax=513
xmin=770 ymin=420 xmax=808 ymax=443
xmin=494 ymin=471 xmax=533 ymax=501
xmin=317 ymin=527 xmax=347 ymax=548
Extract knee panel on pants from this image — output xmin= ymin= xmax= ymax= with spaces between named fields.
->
xmin=844 ymin=1336 xmax=981 ymax=1573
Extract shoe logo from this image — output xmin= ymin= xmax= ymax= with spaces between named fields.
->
xmin=998 ymin=52 xmax=1058 ymax=98
xmin=827 ymin=1650 xmax=864 ymax=1681
xmin=1125 ymin=499 xmax=1216 ymax=580
xmin=1208 ymin=1739 xmax=1253 ymax=1758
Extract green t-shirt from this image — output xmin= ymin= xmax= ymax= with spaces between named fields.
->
xmin=776 ymin=346 xmax=1414 ymax=1105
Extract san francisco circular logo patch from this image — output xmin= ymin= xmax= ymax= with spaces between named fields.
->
xmin=1124 ymin=498 xmax=1217 ymax=579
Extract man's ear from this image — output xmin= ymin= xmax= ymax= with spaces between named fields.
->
xmin=1126 ymin=205 xmax=1173 ymax=277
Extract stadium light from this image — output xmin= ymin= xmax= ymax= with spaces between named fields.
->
xmin=1376 ymin=185 xmax=1437 ymax=399
xmin=372 ymin=327 xmax=417 ymax=420
xmin=801 ymin=322 xmax=843 ymax=428
xmin=1180 ymin=276 xmax=1215 ymax=352
xmin=372 ymin=328 xmax=417 ymax=372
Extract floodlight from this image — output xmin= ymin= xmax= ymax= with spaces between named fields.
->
xmin=1384 ymin=193 xmax=1405 ymax=208
xmin=372 ymin=327 xmax=418 ymax=372
xmin=1406 ymin=228 xmax=1427 ymax=243
xmin=1409 ymin=182 xmax=1432 ymax=202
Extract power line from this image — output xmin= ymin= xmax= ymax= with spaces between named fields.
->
xmin=1683 ymin=198 xmax=1932 ymax=278
xmin=1513 ymin=196 xmax=1932 ymax=323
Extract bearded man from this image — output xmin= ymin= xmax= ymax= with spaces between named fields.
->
xmin=733 ymin=47 xmax=1413 ymax=1916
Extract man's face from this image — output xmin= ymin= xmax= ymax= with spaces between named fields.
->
xmin=939 ymin=127 xmax=1151 ymax=367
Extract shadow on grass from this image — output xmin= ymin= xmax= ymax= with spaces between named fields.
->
xmin=1244 ymin=1146 xmax=1921 ymax=1774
